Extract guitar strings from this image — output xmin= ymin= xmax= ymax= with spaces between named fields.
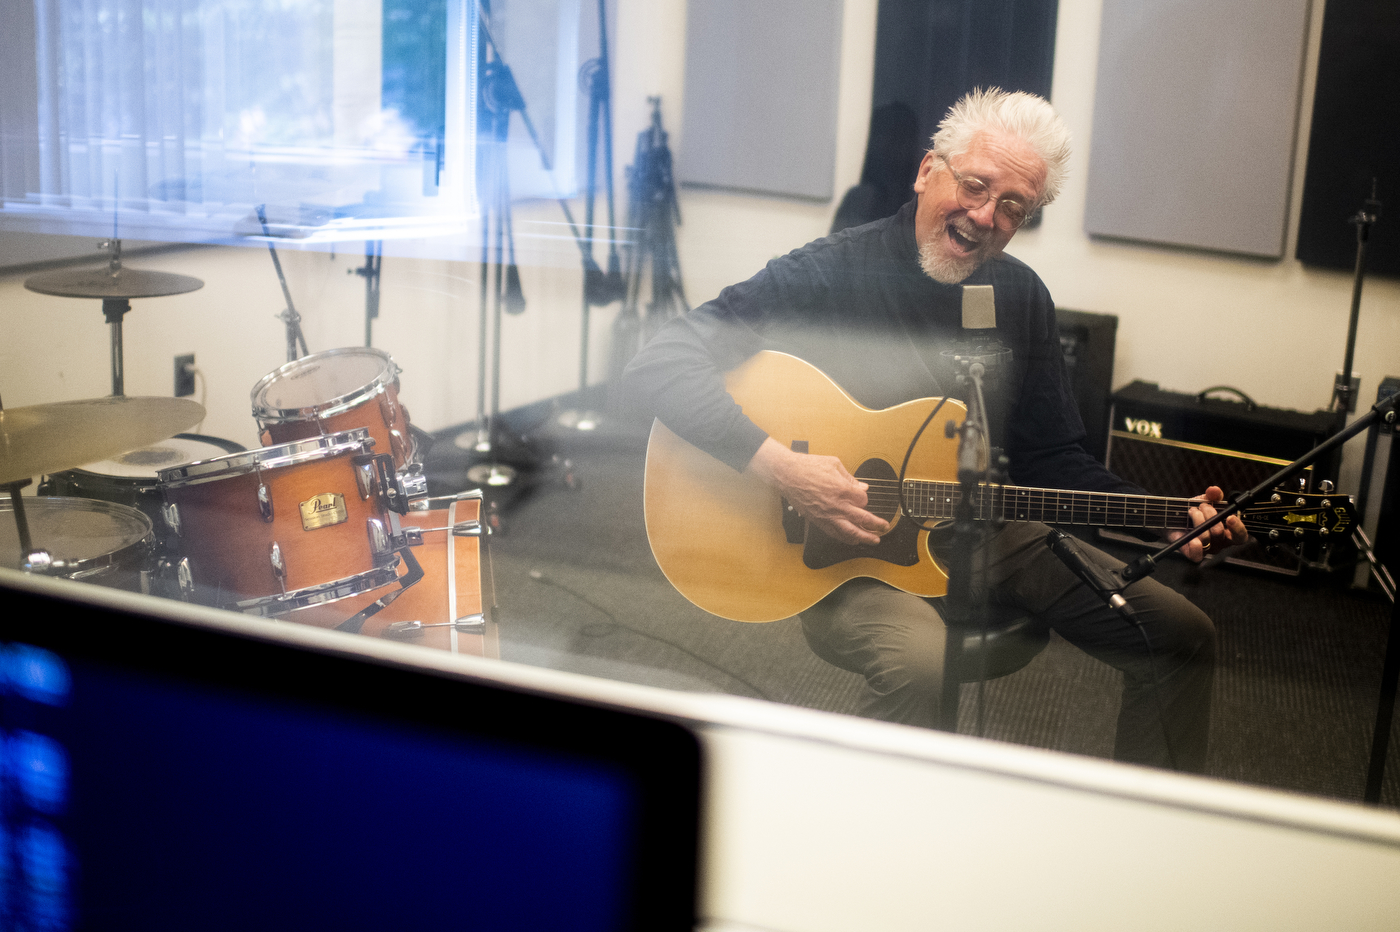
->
xmin=857 ymin=475 xmax=1310 ymax=534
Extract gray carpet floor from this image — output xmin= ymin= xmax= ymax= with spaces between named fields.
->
xmin=429 ymin=417 xmax=1400 ymax=809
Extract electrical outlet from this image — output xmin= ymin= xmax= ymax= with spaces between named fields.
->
xmin=174 ymin=354 xmax=196 ymax=397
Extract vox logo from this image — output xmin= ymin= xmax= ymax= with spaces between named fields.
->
xmin=1123 ymin=418 xmax=1163 ymax=438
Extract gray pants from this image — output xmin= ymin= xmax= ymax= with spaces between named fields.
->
xmin=800 ymin=522 xmax=1215 ymax=772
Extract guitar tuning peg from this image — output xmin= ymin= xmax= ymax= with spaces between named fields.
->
xmin=1319 ymin=479 xmax=1334 ymax=494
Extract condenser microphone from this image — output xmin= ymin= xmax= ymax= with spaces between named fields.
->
xmin=961 ymin=283 xmax=996 ymax=330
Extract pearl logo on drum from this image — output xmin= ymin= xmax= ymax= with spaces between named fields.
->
xmin=299 ymin=493 xmax=348 ymax=531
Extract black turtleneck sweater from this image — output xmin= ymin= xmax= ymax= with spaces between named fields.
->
xmin=623 ymin=200 xmax=1139 ymax=496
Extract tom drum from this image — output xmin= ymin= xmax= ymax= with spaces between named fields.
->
xmin=157 ymin=429 xmax=403 ymax=616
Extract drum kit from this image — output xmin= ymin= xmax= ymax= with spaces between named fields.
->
xmin=5 ymin=249 xmax=495 ymax=657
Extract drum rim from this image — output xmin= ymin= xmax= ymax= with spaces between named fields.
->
xmin=250 ymin=347 xmax=400 ymax=424
xmin=53 ymin=433 xmax=248 ymax=482
xmin=1 ymin=496 xmax=154 ymax=575
xmin=228 ymin=555 xmax=403 ymax=616
xmin=156 ymin=428 xmax=374 ymax=488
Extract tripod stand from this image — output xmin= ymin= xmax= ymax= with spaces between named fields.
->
xmin=608 ymin=97 xmax=688 ymax=389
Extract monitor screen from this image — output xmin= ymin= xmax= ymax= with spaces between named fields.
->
xmin=0 ymin=576 xmax=701 ymax=931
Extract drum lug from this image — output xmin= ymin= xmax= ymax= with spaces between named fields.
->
xmin=162 ymin=502 xmax=182 ymax=535
xmin=270 ymin=542 xmax=287 ymax=591
xmin=402 ymin=526 xmax=425 ymax=547
xmin=176 ymin=557 xmax=195 ymax=598
xmin=258 ymin=482 xmax=274 ymax=522
xmin=454 ymin=613 xmax=486 ymax=629
xmin=367 ymin=518 xmax=394 ymax=563
xmin=355 ymin=460 xmax=377 ymax=500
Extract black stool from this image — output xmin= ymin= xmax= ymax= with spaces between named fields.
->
xmin=935 ymin=600 xmax=1049 ymax=731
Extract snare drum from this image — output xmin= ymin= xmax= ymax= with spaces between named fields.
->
xmin=1 ymin=497 xmax=154 ymax=591
xmin=157 ymin=429 xmax=402 ymax=616
xmin=251 ymin=347 xmax=417 ymax=470
xmin=41 ymin=433 xmax=245 ymax=548
xmin=289 ymin=492 xmax=497 ymax=657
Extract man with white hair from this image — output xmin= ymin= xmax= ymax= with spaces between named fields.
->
xmin=624 ymin=88 xmax=1245 ymax=772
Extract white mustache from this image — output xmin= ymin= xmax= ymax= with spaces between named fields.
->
xmin=949 ymin=217 xmax=985 ymax=246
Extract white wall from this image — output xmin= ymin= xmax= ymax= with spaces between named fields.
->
xmin=2 ymin=0 xmax=1396 ymax=494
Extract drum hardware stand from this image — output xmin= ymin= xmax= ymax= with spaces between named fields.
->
xmin=333 ymin=544 xmax=426 ymax=635
xmin=256 ymin=205 xmax=311 ymax=363
xmin=98 ymin=189 xmax=129 ymax=396
xmin=607 ymin=97 xmax=688 ymax=397
xmin=352 ymin=240 xmax=384 ymax=348
xmin=557 ymin=0 xmax=626 ymax=434
xmin=1099 ymin=392 xmax=1400 ymax=804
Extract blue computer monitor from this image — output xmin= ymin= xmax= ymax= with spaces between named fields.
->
xmin=0 ymin=575 xmax=701 ymax=931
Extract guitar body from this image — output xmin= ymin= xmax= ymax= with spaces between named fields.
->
xmin=644 ymin=351 xmax=963 ymax=622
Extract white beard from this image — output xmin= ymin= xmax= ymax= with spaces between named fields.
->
xmin=918 ymin=218 xmax=991 ymax=284
xmin=918 ymin=237 xmax=981 ymax=284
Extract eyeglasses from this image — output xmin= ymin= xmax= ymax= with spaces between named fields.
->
xmin=936 ymin=152 xmax=1035 ymax=231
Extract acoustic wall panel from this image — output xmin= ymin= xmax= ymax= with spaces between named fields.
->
xmin=678 ymin=0 xmax=844 ymax=201
xmin=1083 ymin=0 xmax=1310 ymax=258
xmin=1295 ymin=0 xmax=1400 ymax=276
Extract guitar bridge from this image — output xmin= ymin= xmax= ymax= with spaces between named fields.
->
xmin=781 ymin=498 xmax=805 ymax=544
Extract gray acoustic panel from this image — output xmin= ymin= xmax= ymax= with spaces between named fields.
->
xmin=1084 ymin=0 xmax=1310 ymax=258
xmin=678 ymin=0 xmax=843 ymax=201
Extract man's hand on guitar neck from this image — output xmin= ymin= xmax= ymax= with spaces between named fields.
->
xmin=746 ymin=437 xmax=891 ymax=546
xmin=1175 ymin=486 xmax=1251 ymax=563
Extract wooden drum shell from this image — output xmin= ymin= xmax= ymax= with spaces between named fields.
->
xmin=290 ymin=494 xmax=497 ymax=657
xmin=160 ymin=434 xmax=391 ymax=610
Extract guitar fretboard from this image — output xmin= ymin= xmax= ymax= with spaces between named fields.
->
xmin=871 ymin=480 xmax=1199 ymax=530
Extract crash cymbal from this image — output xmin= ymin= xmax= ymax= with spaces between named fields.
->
xmin=24 ymin=266 xmax=204 ymax=300
xmin=0 ymin=396 xmax=205 ymax=485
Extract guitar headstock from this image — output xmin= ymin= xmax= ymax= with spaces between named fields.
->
xmin=1241 ymin=488 xmax=1356 ymax=542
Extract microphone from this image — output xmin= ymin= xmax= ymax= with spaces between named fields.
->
xmin=1044 ymin=528 xmax=1138 ymax=625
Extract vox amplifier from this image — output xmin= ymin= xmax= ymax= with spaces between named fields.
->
xmin=1103 ymin=380 xmax=1337 ymax=574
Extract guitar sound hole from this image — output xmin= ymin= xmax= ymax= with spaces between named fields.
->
xmin=855 ymin=458 xmax=899 ymax=521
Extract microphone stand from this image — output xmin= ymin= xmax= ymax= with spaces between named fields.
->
xmin=256 ymin=205 xmax=310 ymax=363
xmin=557 ymin=0 xmax=626 ymax=433
xmin=354 ymin=239 xmax=383 ymax=348
xmin=454 ymin=2 xmax=617 ymax=486
xmin=1330 ymin=182 xmax=1381 ymax=427
xmin=459 ymin=6 xmax=534 ymax=489
xmin=939 ymin=356 xmax=998 ymax=735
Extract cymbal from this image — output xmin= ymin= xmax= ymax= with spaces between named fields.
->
xmin=25 ymin=266 xmax=204 ymax=300
xmin=0 ymin=396 xmax=206 ymax=485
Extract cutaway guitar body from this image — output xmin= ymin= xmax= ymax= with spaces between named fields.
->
xmin=643 ymin=351 xmax=959 ymax=622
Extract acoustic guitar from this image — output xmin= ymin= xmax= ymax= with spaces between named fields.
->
xmin=643 ymin=351 xmax=1354 ymax=622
